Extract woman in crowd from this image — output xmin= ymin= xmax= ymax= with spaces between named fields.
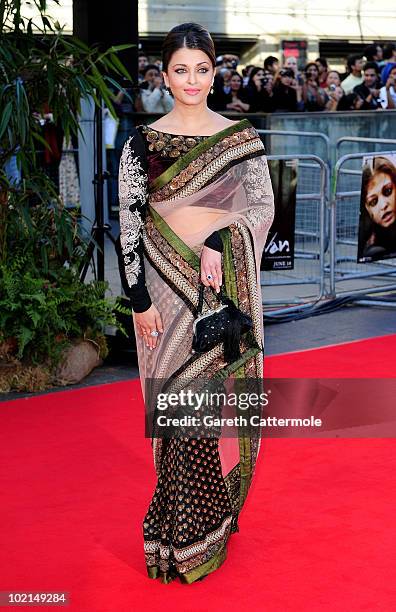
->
xmin=245 ymin=66 xmax=275 ymax=112
xmin=118 ymin=22 xmax=275 ymax=584
xmin=336 ymin=92 xmax=365 ymax=111
xmin=324 ymin=70 xmax=347 ymax=111
xmin=271 ymin=67 xmax=299 ymax=112
xmin=315 ymin=57 xmax=329 ymax=88
xmin=302 ymin=62 xmax=328 ymax=111
xmin=222 ymin=70 xmax=250 ymax=112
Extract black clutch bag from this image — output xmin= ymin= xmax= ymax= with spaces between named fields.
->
xmin=192 ymin=282 xmax=253 ymax=364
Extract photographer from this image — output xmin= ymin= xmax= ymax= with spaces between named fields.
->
xmin=353 ymin=62 xmax=382 ymax=110
xmin=245 ymin=67 xmax=275 ymax=112
xmin=138 ymin=64 xmax=174 ymax=113
xmin=271 ymin=68 xmax=299 ymax=112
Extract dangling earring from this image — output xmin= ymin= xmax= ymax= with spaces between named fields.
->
xmin=166 ymin=86 xmax=172 ymax=95
xmin=210 ymin=83 xmax=214 ymax=95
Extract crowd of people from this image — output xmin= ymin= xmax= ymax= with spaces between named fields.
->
xmin=130 ymin=43 xmax=396 ymax=113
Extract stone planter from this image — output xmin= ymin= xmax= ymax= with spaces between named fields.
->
xmin=53 ymin=339 xmax=103 ymax=386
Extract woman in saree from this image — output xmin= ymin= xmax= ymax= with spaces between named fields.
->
xmin=118 ymin=22 xmax=275 ymax=584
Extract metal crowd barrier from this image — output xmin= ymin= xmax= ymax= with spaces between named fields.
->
xmin=261 ymin=154 xmax=328 ymax=313
xmin=258 ymin=128 xmax=331 ymax=167
xmin=257 ymin=129 xmax=331 ymax=256
xmin=336 ymin=136 xmax=396 ymax=159
xmin=65 ymin=114 xmax=396 ymax=312
xmin=329 ymin=150 xmax=396 ymax=303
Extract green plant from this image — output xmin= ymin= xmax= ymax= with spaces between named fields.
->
xmin=0 ymin=1 xmax=133 ymax=389
xmin=0 ymin=0 xmax=132 ymax=183
xmin=0 ymin=260 xmax=119 ymax=366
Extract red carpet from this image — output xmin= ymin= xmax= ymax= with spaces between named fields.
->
xmin=1 ymin=334 xmax=396 ymax=611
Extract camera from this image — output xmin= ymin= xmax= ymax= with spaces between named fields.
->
xmin=279 ymin=69 xmax=294 ymax=78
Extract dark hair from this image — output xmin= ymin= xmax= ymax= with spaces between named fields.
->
xmin=273 ymin=67 xmax=294 ymax=87
xmin=364 ymin=44 xmax=379 ymax=61
xmin=161 ymin=22 xmax=216 ymax=73
xmin=361 ymin=157 xmax=396 ymax=213
xmin=337 ymin=92 xmax=358 ymax=110
xmin=242 ymin=64 xmax=255 ymax=78
xmin=229 ymin=69 xmax=243 ymax=86
xmin=247 ymin=66 xmax=265 ymax=89
xmin=315 ymin=57 xmax=328 ymax=69
xmin=383 ymin=43 xmax=396 ymax=61
xmin=141 ymin=64 xmax=160 ymax=78
xmin=304 ymin=62 xmax=319 ymax=83
xmin=264 ymin=55 xmax=278 ymax=70
xmin=347 ymin=53 xmax=364 ymax=71
xmin=278 ymin=68 xmax=294 ymax=79
xmin=363 ymin=61 xmax=379 ymax=73
xmin=358 ymin=157 xmax=396 ymax=257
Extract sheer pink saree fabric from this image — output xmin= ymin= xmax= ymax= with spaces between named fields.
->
xmin=133 ymin=119 xmax=275 ymax=583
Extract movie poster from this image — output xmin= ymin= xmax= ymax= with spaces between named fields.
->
xmin=261 ymin=159 xmax=298 ymax=271
xmin=357 ymin=154 xmax=396 ymax=263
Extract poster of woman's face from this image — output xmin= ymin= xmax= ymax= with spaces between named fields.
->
xmin=357 ymin=154 xmax=396 ymax=263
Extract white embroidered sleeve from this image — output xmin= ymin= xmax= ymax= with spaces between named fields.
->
xmin=244 ymin=155 xmax=275 ymax=231
xmin=118 ymin=132 xmax=152 ymax=312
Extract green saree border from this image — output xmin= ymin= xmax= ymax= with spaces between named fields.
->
xmin=149 ymin=118 xmax=252 ymax=193
xmin=148 ymin=205 xmax=200 ymax=272
xmin=179 ymin=539 xmax=228 ymax=584
xmin=217 ymin=226 xmax=255 ymax=513
xmin=146 ymin=538 xmax=227 ymax=584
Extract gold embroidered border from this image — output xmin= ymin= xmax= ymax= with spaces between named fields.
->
xmin=150 ymin=127 xmax=264 ymax=202
xmin=144 ymin=513 xmax=232 ymax=574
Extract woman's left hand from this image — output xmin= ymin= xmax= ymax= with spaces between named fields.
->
xmin=200 ymin=245 xmax=222 ymax=293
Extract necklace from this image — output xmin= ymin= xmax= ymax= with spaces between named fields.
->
xmin=140 ymin=124 xmax=206 ymax=158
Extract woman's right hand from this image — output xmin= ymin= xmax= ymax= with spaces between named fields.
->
xmin=133 ymin=304 xmax=164 ymax=350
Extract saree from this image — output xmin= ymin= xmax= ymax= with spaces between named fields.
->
xmin=133 ymin=118 xmax=275 ymax=584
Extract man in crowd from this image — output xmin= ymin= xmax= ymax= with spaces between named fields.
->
xmin=264 ymin=55 xmax=279 ymax=76
xmin=341 ymin=54 xmax=364 ymax=95
xmin=353 ymin=62 xmax=382 ymax=110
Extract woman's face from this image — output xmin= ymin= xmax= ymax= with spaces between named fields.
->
xmin=365 ymin=172 xmax=396 ymax=227
xmin=327 ymin=71 xmax=341 ymax=87
xmin=230 ymin=74 xmax=242 ymax=90
xmin=306 ymin=65 xmax=319 ymax=80
xmin=163 ymin=48 xmax=214 ymax=105
xmin=280 ymin=73 xmax=293 ymax=86
xmin=253 ymin=70 xmax=264 ymax=85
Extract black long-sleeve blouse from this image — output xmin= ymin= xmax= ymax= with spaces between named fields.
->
xmin=118 ymin=124 xmax=223 ymax=313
